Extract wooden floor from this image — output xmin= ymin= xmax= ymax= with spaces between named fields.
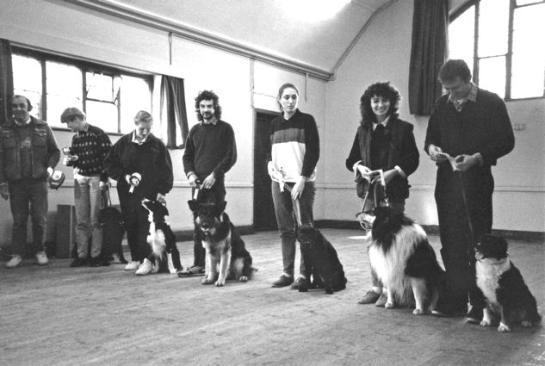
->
xmin=1 ymin=229 xmax=544 ymax=366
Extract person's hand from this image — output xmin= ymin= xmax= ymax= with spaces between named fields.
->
xmin=291 ymin=176 xmax=306 ymax=200
xmin=156 ymin=193 xmax=166 ymax=205
xmin=46 ymin=167 xmax=54 ymax=178
xmin=454 ymin=154 xmax=479 ymax=172
xmin=428 ymin=144 xmax=448 ymax=163
xmin=188 ymin=173 xmax=198 ymax=187
xmin=372 ymin=169 xmax=397 ymax=185
xmin=0 ymin=183 xmax=9 ymax=200
xmin=202 ymin=172 xmax=216 ymax=189
xmin=356 ymin=164 xmax=372 ymax=177
xmin=125 ymin=174 xmax=132 ymax=185
xmin=62 ymin=156 xmax=71 ymax=166
xmin=99 ymin=181 xmax=109 ymax=192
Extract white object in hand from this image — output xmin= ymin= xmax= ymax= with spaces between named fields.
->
xmin=128 ymin=172 xmax=142 ymax=194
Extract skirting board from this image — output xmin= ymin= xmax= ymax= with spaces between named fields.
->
xmin=313 ymin=220 xmax=545 ymax=243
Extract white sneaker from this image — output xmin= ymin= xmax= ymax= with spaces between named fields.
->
xmin=124 ymin=261 xmax=140 ymax=271
xmin=6 ymin=255 xmax=23 ymax=268
xmin=35 ymin=251 xmax=49 ymax=265
xmin=135 ymin=258 xmax=153 ymax=276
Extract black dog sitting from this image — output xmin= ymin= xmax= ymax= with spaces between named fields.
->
xmin=297 ymin=227 xmax=347 ymax=294
xmin=98 ymin=205 xmax=127 ymax=264
xmin=140 ymin=199 xmax=182 ymax=274
xmin=475 ymin=234 xmax=541 ymax=332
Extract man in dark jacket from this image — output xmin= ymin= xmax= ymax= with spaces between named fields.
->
xmin=1 ymin=95 xmax=60 ymax=268
xmin=104 ymin=110 xmax=173 ymax=275
xmin=425 ymin=59 xmax=515 ymax=322
xmin=180 ymin=90 xmax=237 ymax=276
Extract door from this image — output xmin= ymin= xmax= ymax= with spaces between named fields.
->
xmin=253 ymin=110 xmax=278 ymax=231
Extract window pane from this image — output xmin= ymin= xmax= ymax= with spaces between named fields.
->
xmin=478 ymin=0 xmax=509 ymax=57
xmin=479 ymin=57 xmax=506 ymax=98
xmin=511 ymin=3 xmax=545 ymax=98
xmin=86 ymin=72 xmax=115 ymax=101
xmin=46 ymin=61 xmax=83 ymax=127
xmin=86 ymin=101 xmax=118 ymax=133
xmin=449 ymin=4 xmax=475 ymax=72
xmin=12 ymin=55 xmax=43 ymax=119
xmin=120 ymin=75 xmax=151 ymax=134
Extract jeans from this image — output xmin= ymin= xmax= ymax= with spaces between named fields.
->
xmin=8 ymin=179 xmax=48 ymax=256
xmin=271 ymin=180 xmax=315 ymax=277
xmin=192 ymin=180 xmax=226 ymax=267
xmin=74 ymin=175 xmax=103 ymax=259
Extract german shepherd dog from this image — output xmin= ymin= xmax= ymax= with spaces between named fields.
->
xmin=475 ymin=234 xmax=541 ymax=332
xmin=297 ymin=227 xmax=347 ymax=294
xmin=141 ymin=199 xmax=182 ymax=274
xmin=188 ymin=200 xmax=253 ymax=286
xmin=368 ymin=206 xmax=444 ymax=314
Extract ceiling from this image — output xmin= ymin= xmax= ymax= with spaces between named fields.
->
xmin=70 ymin=0 xmax=396 ymax=79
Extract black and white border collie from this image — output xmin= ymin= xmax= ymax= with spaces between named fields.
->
xmin=475 ymin=234 xmax=541 ymax=332
xmin=368 ymin=206 xmax=444 ymax=314
xmin=188 ymin=200 xmax=253 ymax=287
xmin=139 ymin=199 xmax=182 ymax=275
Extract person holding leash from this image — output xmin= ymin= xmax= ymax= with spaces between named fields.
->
xmin=268 ymin=83 xmax=320 ymax=289
xmin=345 ymin=82 xmax=419 ymax=305
xmin=104 ymin=110 xmax=173 ymax=275
xmin=180 ymin=90 xmax=237 ymax=276
xmin=424 ymin=59 xmax=514 ymax=322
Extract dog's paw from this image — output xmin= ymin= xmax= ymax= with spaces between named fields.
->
xmin=238 ymin=276 xmax=248 ymax=282
xmin=413 ymin=308 xmax=425 ymax=315
xmin=480 ymin=319 xmax=492 ymax=327
xmin=215 ymin=279 xmax=226 ymax=287
xmin=497 ymin=322 xmax=511 ymax=332
xmin=385 ymin=302 xmax=395 ymax=309
xmin=201 ymin=277 xmax=215 ymax=285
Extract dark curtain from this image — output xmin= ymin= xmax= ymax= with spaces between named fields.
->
xmin=160 ymin=75 xmax=189 ymax=148
xmin=408 ymin=0 xmax=449 ymax=116
xmin=0 ymin=39 xmax=13 ymax=125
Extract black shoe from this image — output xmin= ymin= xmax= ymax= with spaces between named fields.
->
xmin=272 ymin=275 xmax=293 ymax=288
xmin=465 ymin=306 xmax=483 ymax=324
xmin=89 ymin=257 xmax=110 ymax=267
xmin=70 ymin=258 xmax=88 ymax=267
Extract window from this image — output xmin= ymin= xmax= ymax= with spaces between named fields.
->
xmin=449 ymin=0 xmax=545 ymax=99
xmin=11 ymin=49 xmax=152 ymax=133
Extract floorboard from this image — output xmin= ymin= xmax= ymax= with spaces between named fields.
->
xmin=1 ymin=229 xmax=544 ymax=366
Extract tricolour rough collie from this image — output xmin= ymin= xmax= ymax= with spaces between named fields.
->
xmin=475 ymin=234 xmax=541 ymax=332
xmin=368 ymin=206 xmax=444 ymax=314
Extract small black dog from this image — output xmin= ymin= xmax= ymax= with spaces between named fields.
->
xmin=297 ymin=227 xmax=347 ymax=294
xmin=188 ymin=200 xmax=253 ymax=286
xmin=141 ymin=199 xmax=182 ymax=274
xmin=98 ymin=205 xmax=127 ymax=264
xmin=475 ymin=234 xmax=541 ymax=332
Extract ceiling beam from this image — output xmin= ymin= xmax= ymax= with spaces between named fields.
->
xmin=62 ymin=0 xmax=334 ymax=80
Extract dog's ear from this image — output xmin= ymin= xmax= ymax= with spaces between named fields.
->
xmin=188 ymin=200 xmax=199 ymax=212
xmin=216 ymin=201 xmax=227 ymax=215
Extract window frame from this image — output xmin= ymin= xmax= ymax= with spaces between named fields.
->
xmin=450 ymin=0 xmax=545 ymax=101
xmin=12 ymin=47 xmax=153 ymax=134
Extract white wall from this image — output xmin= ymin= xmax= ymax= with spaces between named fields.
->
xmin=323 ymin=0 xmax=545 ymax=232
xmin=0 ymin=0 xmax=328 ymax=245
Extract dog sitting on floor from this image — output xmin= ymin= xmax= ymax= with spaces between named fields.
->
xmin=475 ymin=234 xmax=541 ymax=332
xmin=368 ymin=205 xmax=444 ymax=314
xmin=188 ymin=200 xmax=253 ymax=286
xmin=137 ymin=199 xmax=183 ymax=275
xmin=297 ymin=227 xmax=347 ymax=294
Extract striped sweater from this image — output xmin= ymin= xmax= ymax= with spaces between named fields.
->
xmin=268 ymin=109 xmax=319 ymax=182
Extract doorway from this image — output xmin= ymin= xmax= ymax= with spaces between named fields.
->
xmin=253 ymin=110 xmax=278 ymax=231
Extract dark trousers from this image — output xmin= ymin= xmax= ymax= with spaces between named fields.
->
xmin=121 ymin=202 xmax=151 ymax=263
xmin=435 ymin=167 xmax=491 ymax=310
xmin=192 ymin=180 xmax=226 ymax=267
xmin=271 ymin=181 xmax=315 ymax=277
xmin=8 ymin=179 xmax=48 ymax=256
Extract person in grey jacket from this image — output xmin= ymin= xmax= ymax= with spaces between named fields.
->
xmin=1 ymin=95 xmax=60 ymax=268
